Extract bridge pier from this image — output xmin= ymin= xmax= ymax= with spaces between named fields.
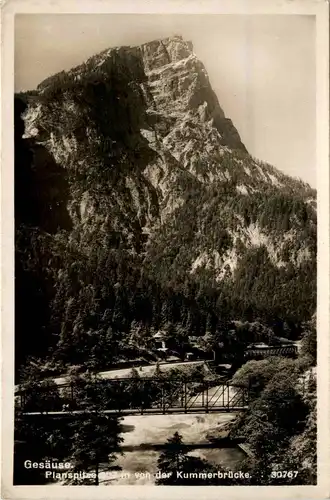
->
xmin=184 ymin=383 xmax=187 ymax=414
xmin=205 ymin=384 xmax=209 ymax=413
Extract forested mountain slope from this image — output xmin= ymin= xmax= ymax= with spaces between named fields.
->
xmin=15 ymin=36 xmax=316 ymax=379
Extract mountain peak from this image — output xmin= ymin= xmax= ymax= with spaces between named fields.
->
xmin=29 ymin=34 xmax=248 ymax=155
xmin=15 ymin=34 xmax=316 ymax=379
xmin=139 ymin=35 xmax=194 ymax=72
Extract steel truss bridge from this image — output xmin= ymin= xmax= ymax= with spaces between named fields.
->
xmin=16 ymin=378 xmax=250 ymax=417
xmin=244 ymin=345 xmax=297 ymax=360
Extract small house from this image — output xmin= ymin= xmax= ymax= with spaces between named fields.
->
xmin=152 ymin=330 xmax=168 ymax=350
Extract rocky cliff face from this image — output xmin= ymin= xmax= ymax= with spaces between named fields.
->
xmin=22 ymin=36 xmax=247 ymax=235
xmin=15 ymin=36 xmax=316 ymax=372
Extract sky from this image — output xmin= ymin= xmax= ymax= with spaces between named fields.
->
xmin=15 ymin=14 xmax=316 ymax=186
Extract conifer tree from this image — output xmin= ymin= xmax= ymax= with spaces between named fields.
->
xmin=156 ymin=432 xmax=187 ymax=484
xmin=156 ymin=431 xmax=235 ymax=485
xmin=65 ymin=372 xmax=123 ymax=485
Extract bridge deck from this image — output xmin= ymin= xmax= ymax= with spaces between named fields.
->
xmin=20 ymin=406 xmax=248 ymax=417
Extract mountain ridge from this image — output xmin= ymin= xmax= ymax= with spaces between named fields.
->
xmin=15 ymin=35 xmax=316 ymax=375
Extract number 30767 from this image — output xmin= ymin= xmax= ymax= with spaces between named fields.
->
xmin=271 ymin=471 xmax=298 ymax=479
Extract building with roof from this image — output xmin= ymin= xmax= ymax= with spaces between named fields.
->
xmin=152 ymin=330 xmax=168 ymax=350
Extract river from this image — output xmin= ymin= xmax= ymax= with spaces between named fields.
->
xmin=98 ymin=412 xmax=245 ymax=485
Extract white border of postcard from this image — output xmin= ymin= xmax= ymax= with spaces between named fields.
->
xmin=1 ymin=0 xmax=329 ymax=499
